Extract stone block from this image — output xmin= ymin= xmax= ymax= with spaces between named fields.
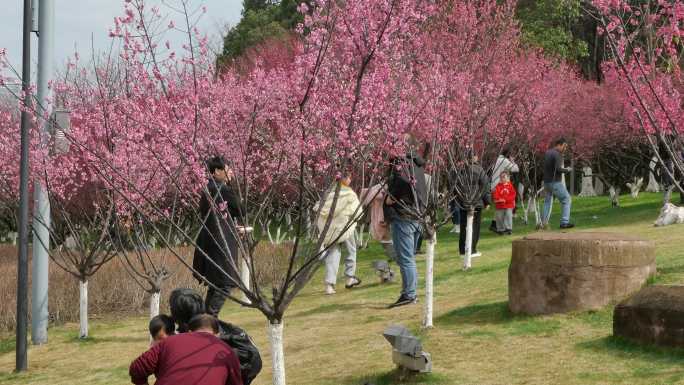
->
xmin=614 ymin=285 xmax=684 ymax=347
xmin=509 ymin=232 xmax=656 ymax=315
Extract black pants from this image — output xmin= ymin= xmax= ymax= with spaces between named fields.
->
xmin=205 ymin=286 xmax=230 ymax=317
xmin=415 ymin=233 xmax=423 ymax=253
xmin=459 ymin=209 xmax=482 ymax=255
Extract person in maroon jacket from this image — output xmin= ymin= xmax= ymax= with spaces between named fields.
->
xmin=492 ymin=171 xmax=516 ymax=235
xmin=129 ymin=314 xmax=243 ymax=385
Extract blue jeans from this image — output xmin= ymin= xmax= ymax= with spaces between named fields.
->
xmin=449 ymin=200 xmax=461 ymax=224
xmin=543 ymin=182 xmax=571 ymax=225
xmin=391 ymin=218 xmax=421 ymax=298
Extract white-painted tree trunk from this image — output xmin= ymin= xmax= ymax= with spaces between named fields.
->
xmin=240 ymin=256 xmax=251 ymax=304
xmin=355 ymin=223 xmax=368 ymax=249
xmin=268 ymin=321 xmax=286 ymax=385
xmin=524 ymin=194 xmax=534 ymax=226
xmin=627 ymin=177 xmax=644 ymax=199
xmin=422 ymin=233 xmax=436 ymax=329
xmin=516 ymin=184 xmax=526 ymax=222
xmin=595 ymin=178 xmax=605 ymax=195
xmin=578 ymin=167 xmax=597 ymax=197
xmin=647 ymin=157 xmax=661 ymax=193
xmin=609 ymin=186 xmax=620 ymax=207
xmin=664 ymin=185 xmax=675 ymax=205
xmin=463 ymin=212 xmax=474 ymax=270
xmin=150 ymin=291 xmax=160 ymax=319
xmin=79 ymin=280 xmax=88 ymax=338
xmin=531 ymin=193 xmax=542 ymax=227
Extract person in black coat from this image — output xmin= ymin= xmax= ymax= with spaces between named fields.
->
xmin=193 ymin=156 xmax=246 ymax=317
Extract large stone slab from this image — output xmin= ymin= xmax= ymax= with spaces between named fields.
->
xmin=509 ymin=232 xmax=656 ymax=315
xmin=614 ymin=285 xmax=684 ymax=347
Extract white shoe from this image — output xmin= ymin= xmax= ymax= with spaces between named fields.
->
xmin=325 ymin=284 xmax=336 ymax=295
xmin=450 ymin=225 xmax=460 ymax=233
xmin=471 ymin=252 xmax=482 ymax=258
xmin=345 ymin=276 xmax=361 ymax=289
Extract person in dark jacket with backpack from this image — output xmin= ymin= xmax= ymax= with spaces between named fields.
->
xmin=169 ymin=288 xmax=262 ymax=385
xmin=193 ymin=156 xmax=246 ymax=317
xmin=385 ymin=137 xmax=427 ymax=308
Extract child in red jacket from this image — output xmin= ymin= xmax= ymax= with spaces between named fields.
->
xmin=492 ymin=171 xmax=516 ymax=235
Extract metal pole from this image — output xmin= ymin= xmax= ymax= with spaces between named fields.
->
xmin=570 ymin=157 xmax=576 ymax=196
xmin=17 ymin=0 xmax=33 ymax=372
xmin=31 ymin=0 xmax=53 ymax=346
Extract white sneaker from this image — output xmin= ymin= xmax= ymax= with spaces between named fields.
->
xmin=345 ymin=276 xmax=361 ymax=289
xmin=325 ymin=284 xmax=336 ymax=295
xmin=471 ymin=252 xmax=482 ymax=258
xmin=450 ymin=225 xmax=460 ymax=233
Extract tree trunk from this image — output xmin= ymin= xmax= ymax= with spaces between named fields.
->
xmin=355 ymin=223 xmax=368 ymax=249
xmin=595 ymin=178 xmax=605 ymax=195
xmin=240 ymin=255 xmax=251 ymax=304
xmin=463 ymin=211 xmax=474 ymax=270
xmin=150 ymin=291 xmax=160 ymax=319
xmin=79 ymin=279 xmax=88 ymax=339
xmin=268 ymin=320 xmax=286 ymax=385
xmin=664 ymin=185 xmax=674 ymax=205
xmin=517 ymin=184 xmax=525 ymax=223
xmin=646 ymin=157 xmax=661 ymax=192
xmin=422 ymin=232 xmax=436 ymax=329
xmin=569 ymin=158 xmax=576 ymax=195
xmin=531 ymin=193 xmax=541 ymax=227
xmin=578 ymin=167 xmax=597 ymax=197
xmin=628 ymin=177 xmax=643 ymax=199
xmin=609 ymin=186 xmax=620 ymax=207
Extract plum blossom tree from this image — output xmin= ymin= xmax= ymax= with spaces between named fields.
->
xmin=46 ymin=1 xmax=432 ymax=383
xmin=589 ymin=0 xmax=684 ymax=205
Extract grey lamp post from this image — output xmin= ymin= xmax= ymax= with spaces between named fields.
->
xmin=31 ymin=0 xmax=55 ymax=346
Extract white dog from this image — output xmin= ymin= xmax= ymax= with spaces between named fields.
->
xmin=654 ymin=203 xmax=684 ymax=227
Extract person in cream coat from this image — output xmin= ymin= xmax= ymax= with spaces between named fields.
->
xmin=315 ymin=173 xmax=362 ymax=295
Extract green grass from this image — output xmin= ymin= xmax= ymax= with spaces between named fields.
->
xmin=0 ymin=339 xmax=14 ymax=355
xmin=1 ymin=192 xmax=684 ymax=384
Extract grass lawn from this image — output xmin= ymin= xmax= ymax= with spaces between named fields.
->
xmin=1 ymin=193 xmax=684 ymax=385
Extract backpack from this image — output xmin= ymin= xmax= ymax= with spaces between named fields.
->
xmin=218 ymin=320 xmax=262 ymax=385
